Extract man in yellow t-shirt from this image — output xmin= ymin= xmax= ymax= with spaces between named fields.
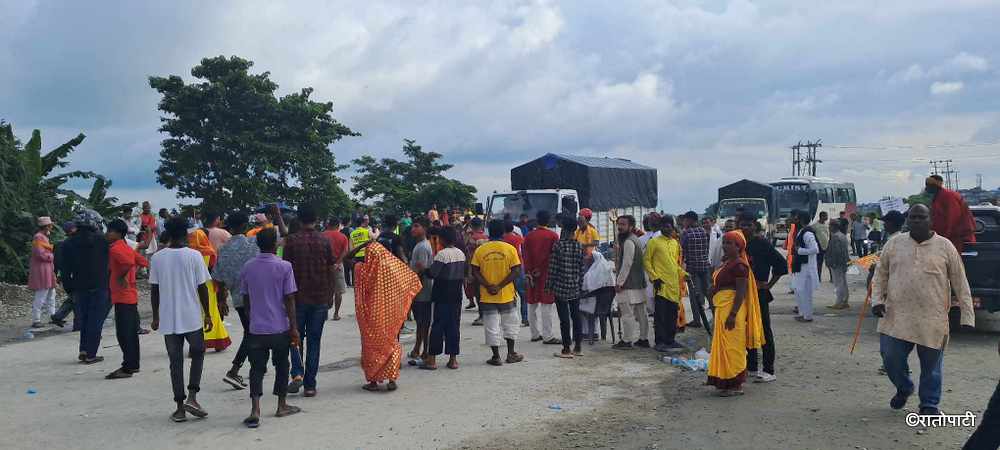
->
xmin=471 ymin=219 xmax=524 ymax=367
xmin=350 ymin=217 xmax=372 ymax=257
xmin=574 ymin=208 xmax=601 ymax=252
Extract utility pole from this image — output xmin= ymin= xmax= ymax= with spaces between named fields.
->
xmin=977 ymin=174 xmax=983 ymax=190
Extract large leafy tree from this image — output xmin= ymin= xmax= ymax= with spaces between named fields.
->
xmin=352 ymin=139 xmax=476 ymax=215
xmin=0 ymin=122 xmax=92 ymax=283
xmin=149 ymin=55 xmax=357 ymax=213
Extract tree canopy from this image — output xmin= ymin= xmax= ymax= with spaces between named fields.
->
xmin=149 ymin=55 xmax=358 ymax=216
xmin=351 ymin=139 xmax=476 ymax=215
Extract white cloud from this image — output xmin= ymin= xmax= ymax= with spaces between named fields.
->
xmin=930 ymin=81 xmax=964 ymax=95
xmin=949 ymin=51 xmax=989 ymax=72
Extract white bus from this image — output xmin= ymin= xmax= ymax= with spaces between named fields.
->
xmin=771 ymin=176 xmax=857 ymax=240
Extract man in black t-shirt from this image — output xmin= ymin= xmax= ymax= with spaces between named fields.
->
xmin=377 ymin=215 xmax=407 ymax=263
xmin=738 ymin=215 xmax=787 ymax=383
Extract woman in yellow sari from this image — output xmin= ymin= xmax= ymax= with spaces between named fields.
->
xmin=707 ymin=231 xmax=765 ymax=396
xmin=189 ymin=228 xmax=231 ymax=351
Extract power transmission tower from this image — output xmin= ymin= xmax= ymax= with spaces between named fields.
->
xmin=791 ymin=141 xmax=802 ymax=176
xmin=791 ymin=139 xmax=822 ymax=176
xmin=977 ymin=174 xmax=983 ymax=189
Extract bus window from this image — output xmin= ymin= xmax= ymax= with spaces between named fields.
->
xmin=835 ymin=188 xmax=851 ymax=203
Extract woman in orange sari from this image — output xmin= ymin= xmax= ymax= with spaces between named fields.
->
xmin=707 ymin=231 xmax=765 ymax=397
xmin=348 ymin=241 xmax=422 ymax=392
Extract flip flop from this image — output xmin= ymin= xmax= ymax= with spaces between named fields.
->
xmin=362 ymin=383 xmax=380 ymax=392
xmin=553 ymin=352 xmax=574 ymax=359
xmin=275 ymin=405 xmax=301 ymax=418
xmin=487 ymin=358 xmax=503 ymax=366
xmin=243 ymin=416 xmax=260 ymax=428
xmin=446 ymin=361 xmax=459 ymax=370
xmin=183 ymin=402 xmax=208 ymax=418
xmin=418 ymin=364 xmax=437 ymax=370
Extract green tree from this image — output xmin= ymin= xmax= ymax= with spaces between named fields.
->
xmin=351 ymin=139 xmax=477 ymax=215
xmin=149 ymin=55 xmax=357 ymax=212
xmin=72 ymin=176 xmax=138 ymax=219
xmin=0 ymin=122 xmax=92 ymax=283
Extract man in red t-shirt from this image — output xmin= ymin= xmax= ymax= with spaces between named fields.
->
xmin=503 ymin=221 xmax=530 ymax=327
xmin=323 ymin=217 xmax=350 ymax=321
xmin=465 ymin=218 xmax=489 ymax=325
xmin=523 ymin=210 xmax=559 ymax=344
xmin=106 ymin=219 xmax=149 ymax=380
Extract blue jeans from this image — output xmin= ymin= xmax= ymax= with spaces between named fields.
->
xmin=515 ymin=273 xmax=528 ymax=322
xmin=880 ymin=333 xmax=944 ymax=408
xmin=74 ymin=289 xmax=111 ymax=358
xmin=290 ymin=303 xmax=328 ymax=389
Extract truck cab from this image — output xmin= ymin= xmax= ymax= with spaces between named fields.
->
xmin=718 ymin=197 xmax=772 ymax=240
xmin=486 ymin=189 xmax=579 ymax=227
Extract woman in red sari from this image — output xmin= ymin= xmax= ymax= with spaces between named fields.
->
xmin=348 ymin=241 xmax=422 ymax=392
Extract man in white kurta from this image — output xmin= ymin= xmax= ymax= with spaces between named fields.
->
xmin=871 ymin=204 xmax=973 ymax=414
xmin=791 ymin=211 xmax=820 ymax=322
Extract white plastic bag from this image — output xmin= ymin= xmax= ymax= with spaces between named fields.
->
xmin=583 ymin=252 xmax=616 ymax=292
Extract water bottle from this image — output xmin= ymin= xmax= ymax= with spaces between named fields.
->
xmin=22 ymin=331 xmax=34 ymax=340
xmin=694 ymin=348 xmax=710 ymax=361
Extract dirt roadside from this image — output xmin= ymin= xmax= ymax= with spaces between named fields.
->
xmin=456 ymin=276 xmax=1000 ymax=450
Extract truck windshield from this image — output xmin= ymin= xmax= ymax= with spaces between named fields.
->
xmin=719 ymin=200 xmax=766 ymax=219
xmin=489 ymin=193 xmax=559 ymax=221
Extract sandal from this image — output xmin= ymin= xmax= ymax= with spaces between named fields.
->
xmin=275 ymin=405 xmax=301 ymax=418
xmin=243 ymin=416 xmax=260 ymax=428
xmin=362 ymin=383 xmax=380 ymax=392
xmin=487 ymin=357 xmax=504 ymax=366
xmin=418 ymin=364 xmax=437 ymax=370
xmin=80 ymin=356 xmax=104 ymax=365
xmin=446 ymin=361 xmax=459 ymax=370
xmin=506 ymin=353 xmax=524 ymax=364
xmin=387 ymin=381 xmax=397 ymax=391
xmin=183 ymin=401 xmax=208 ymax=418
xmin=554 ymin=352 xmax=574 ymax=359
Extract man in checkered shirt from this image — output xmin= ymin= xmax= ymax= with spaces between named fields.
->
xmin=680 ymin=211 xmax=711 ymax=328
xmin=546 ymin=216 xmax=584 ymax=358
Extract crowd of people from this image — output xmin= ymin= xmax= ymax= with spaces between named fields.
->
xmin=18 ymin=177 xmax=997 ymax=447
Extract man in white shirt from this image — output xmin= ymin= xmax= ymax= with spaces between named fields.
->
xmin=151 ymin=217 xmax=214 ymax=423
xmin=791 ymin=210 xmax=820 ymax=322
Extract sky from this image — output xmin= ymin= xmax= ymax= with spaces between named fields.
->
xmin=4 ymin=0 xmax=1000 ymax=213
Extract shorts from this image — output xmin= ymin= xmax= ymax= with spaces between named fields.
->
xmin=333 ymin=268 xmax=346 ymax=294
xmin=412 ymin=301 xmax=433 ymax=327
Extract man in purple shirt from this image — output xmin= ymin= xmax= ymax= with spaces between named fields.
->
xmin=239 ymin=228 xmax=301 ymax=428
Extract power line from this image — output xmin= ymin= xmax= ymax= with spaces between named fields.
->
xmin=791 ymin=139 xmax=822 ymax=176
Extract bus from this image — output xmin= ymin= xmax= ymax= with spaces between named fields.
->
xmin=770 ymin=176 xmax=857 ymax=241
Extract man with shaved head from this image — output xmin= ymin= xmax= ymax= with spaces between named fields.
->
xmin=871 ymin=203 xmax=974 ymax=416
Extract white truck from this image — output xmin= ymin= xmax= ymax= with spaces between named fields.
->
xmin=485 ymin=189 xmax=655 ymax=243
xmin=485 ymin=154 xmax=659 ymax=243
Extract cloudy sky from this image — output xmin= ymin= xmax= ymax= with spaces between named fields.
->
xmin=4 ymin=0 xmax=1000 ymax=212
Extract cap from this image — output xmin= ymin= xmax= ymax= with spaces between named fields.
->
xmin=579 ymin=208 xmax=593 ymax=220
xmin=37 ymin=216 xmax=53 ymax=227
